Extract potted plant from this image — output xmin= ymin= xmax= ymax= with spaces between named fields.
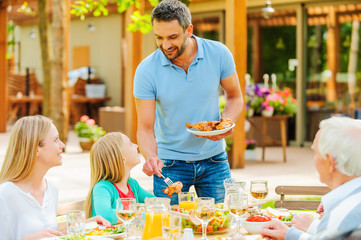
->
xmin=74 ymin=115 xmax=106 ymax=151
xmin=245 ymin=140 xmax=257 ymax=161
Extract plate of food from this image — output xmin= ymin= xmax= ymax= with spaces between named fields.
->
xmin=42 ymin=236 xmax=113 ymax=240
xmin=186 ymin=119 xmax=235 ymax=136
xmin=86 ymin=225 xmax=125 ymax=239
xmin=181 ymin=203 xmax=233 ymax=234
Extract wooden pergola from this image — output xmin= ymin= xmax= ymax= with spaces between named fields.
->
xmin=0 ymin=0 xmax=248 ymax=168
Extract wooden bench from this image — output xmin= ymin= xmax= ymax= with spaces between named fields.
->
xmin=56 ymin=200 xmax=85 ymax=234
xmin=274 ymin=185 xmax=331 ymax=210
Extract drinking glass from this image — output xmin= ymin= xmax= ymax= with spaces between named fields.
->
xmin=66 ymin=210 xmax=86 ymax=237
xmin=116 ymin=198 xmax=137 ymax=237
xmin=127 ymin=203 xmax=146 ymax=240
xmin=228 ymin=192 xmax=248 ymax=237
xmin=223 ymin=178 xmax=246 ymax=209
xmin=250 ymin=180 xmax=268 ymax=210
xmin=194 ymin=197 xmax=215 ymax=240
xmin=178 ymin=192 xmax=195 ymax=212
xmin=162 ymin=211 xmax=182 ymax=240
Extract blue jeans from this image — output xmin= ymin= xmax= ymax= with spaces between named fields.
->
xmin=153 ymin=151 xmax=231 ymax=205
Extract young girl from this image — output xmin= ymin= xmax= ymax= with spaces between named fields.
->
xmin=84 ymin=132 xmax=154 ymax=224
xmin=0 ymin=115 xmax=108 ymax=240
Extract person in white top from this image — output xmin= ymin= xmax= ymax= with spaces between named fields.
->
xmin=0 ymin=115 xmax=109 ymax=240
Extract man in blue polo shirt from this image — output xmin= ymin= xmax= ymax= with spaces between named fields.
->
xmin=133 ymin=0 xmax=243 ymax=204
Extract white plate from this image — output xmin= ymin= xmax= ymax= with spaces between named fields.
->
xmin=42 ymin=236 xmax=114 ymax=240
xmin=186 ymin=123 xmax=235 ymax=136
xmin=86 ymin=232 xmax=126 ymax=239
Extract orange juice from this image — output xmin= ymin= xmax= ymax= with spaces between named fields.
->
xmin=179 ymin=201 xmax=195 ymax=210
xmin=142 ymin=212 xmax=169 ymax=240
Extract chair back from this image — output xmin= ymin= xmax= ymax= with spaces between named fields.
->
xmin=275 ymin=185 xmax=330 ymax=210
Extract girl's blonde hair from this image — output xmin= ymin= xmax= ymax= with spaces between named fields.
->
xmin=0 ymin=115 xmax=52 ymax=184
xmin=84 ymin=132 xmax=126 ymax=218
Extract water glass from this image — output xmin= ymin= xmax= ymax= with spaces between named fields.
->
xmin=127 ymin=203 xmax=146 ymax=240
xmin=67 ymin=210 xmax=86 ymax=236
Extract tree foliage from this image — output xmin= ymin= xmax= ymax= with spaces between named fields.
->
xmin=70 ymin=0 xmax=191 ymax=33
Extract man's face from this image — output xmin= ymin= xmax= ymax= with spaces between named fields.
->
xmin=312 ymin=131 xmax=331 ymax=185
xmin=153 ymin=19 xmax=190 ymax=60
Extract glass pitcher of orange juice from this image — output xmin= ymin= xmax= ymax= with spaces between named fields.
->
xmin=142 ymin=197 xmax=170 ymax=240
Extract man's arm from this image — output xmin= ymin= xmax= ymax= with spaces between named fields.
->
xmin=197 ymin=71 xmax=243 ymax=141
xmin=220 ymin=70 xmax=243 ymax=121
xmin=135 ymin=98 xmax=164 ymax=177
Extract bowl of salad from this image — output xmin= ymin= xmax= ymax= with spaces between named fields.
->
xmin=180 ymin=203 xmax=233 ymax=234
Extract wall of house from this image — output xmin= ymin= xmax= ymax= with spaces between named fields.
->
xmin=70 ymin=14 xmax=122 ymax=106
xmin=15 ymin=14 xmax=122 ymax=106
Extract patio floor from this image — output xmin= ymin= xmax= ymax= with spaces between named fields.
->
xmin=0 ymin=130 xmax=324 ymax=204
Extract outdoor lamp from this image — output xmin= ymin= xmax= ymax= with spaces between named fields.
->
xmin=262 ymin=0 xmax=275 ymax=19
xmin=87 ymin=21 xmax=96 ymax=32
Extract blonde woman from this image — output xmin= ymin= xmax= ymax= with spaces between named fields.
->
xmin=0 ymin=115 xmax=109 ymax=240
xmin=85 ymin=132 xmax=154 ymax=225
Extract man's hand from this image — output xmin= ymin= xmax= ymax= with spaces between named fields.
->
xmin=22 ymin=229 xmax=63 ymax=240
xmin=259 ymin=219 xmax=289 ymax=240
xmin=142 ymin=156 xmax=164 ymax=177
xmin=291 ymin=213 xmax=314 ymax=232
xmin=195 ymin=128 xmax=234 ymax=141
xmin=86 ymin=215 xmax=111 ymax=226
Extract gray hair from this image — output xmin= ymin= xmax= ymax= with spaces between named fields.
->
xmin=317 ymin=116 xmax=361 ymax=176
xmin=151 ymin=0 xmax=191 ymax=31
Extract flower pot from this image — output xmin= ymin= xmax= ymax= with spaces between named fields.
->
xmin=262 ymin=109 xmax=274 ymax=117
xmin=245 ymin=149 xmax=258 ymax=161
xmin=79 ymin=138 xmax=94 ymax=151
xmin=247 ymin=108 xmax=255 ymax=117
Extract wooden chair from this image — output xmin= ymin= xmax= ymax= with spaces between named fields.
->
xmin=56 ymin=200 xmax=85 ymax=233
xmin=274 ymin=185 xmax=331 ymax=210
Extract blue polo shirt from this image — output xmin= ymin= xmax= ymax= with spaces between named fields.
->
xmin=133 ymin=36 xmax=236 ymax=161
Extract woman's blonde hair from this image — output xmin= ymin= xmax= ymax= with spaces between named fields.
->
xmin=84 ymin=132 xmax=126 ymax=218
xmin=0 ymin=115 xmax=53 ymax=184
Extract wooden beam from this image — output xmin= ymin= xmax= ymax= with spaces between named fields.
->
xmin=123 ymin=2 xmax=143 ymax=143
xmin=326 ymin=6 xmax=339 ymax=102
xmin=225 ymin=0 xmax=247 ymax=168
xmin=0 ymin=0 xmax=8 ymax=132
xmin=295 ymin=3 xmax=307 ymax=146
xmin=250 ymin=20 xmax=262 ymax=83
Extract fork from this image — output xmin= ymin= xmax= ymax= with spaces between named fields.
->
xmin=160 ymin=173 xmax=174 ymax=186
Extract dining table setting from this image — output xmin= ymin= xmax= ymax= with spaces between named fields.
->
xmin=49 ymin=178 xmax=320 ymax=240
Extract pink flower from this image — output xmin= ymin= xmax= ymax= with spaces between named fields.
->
xmin=86 ymin=119 xmax=96 ymax=126
xmin=265 ymin=106 xmax=274 ymax=111
xmin=80 ymin=115 xmax=89 ymax=122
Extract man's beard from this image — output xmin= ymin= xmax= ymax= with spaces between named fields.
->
xmin=161 ymin=35 xmax=188 ymax=60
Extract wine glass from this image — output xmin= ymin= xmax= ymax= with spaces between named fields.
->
xmin=162 ymin=211 xmax=182 ymax=240
xmin=250 ymin=180 xmax=268 ymax=211
xmin=228 ymin=192 xmax=248 ymax=237
xmin=116 ymin=198 xmax=137 ymax=237
xmin=194 ymin=197 xmax=215 ymax=240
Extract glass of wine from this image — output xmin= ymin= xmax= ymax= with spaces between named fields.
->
xmin=162 ymin=211 xmax=182 ymax=240
xmin=194 ymin=197 xmax=215 ymax=240
xmin=250 ymin=180 xmax=268 ymax=210
xmin=116 ymin=198 xmax=137 ymax=237
xmin=228 ymin=192 xmax=248 ymax=237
